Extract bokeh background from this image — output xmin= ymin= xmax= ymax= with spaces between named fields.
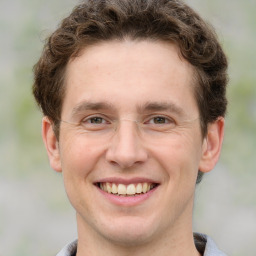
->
xmin=0 ymin=0 xmax=255 ymax=255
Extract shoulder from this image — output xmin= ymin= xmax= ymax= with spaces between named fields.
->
xmin=194 ymin=233 xmax=228 ymax=256
xmin=56 ymin=239 xmax=77 ymax=256
xmin=56 ymin=235 xmax=227 ymax=256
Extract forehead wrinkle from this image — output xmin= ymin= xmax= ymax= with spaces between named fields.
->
xmin=71 ymin=100 xmax=117 ymax=116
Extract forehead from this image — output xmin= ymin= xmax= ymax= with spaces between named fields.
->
xmin=63 ymin=40 xmax=197 ymax=118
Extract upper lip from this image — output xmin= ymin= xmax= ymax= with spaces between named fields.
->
xmin=94 ymin=177 xmax=160 ymax=185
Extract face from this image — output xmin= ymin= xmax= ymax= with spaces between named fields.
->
xmin=43 ymin=40 xmax=224 ymax=246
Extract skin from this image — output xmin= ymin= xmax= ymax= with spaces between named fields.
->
xmin=42 ymin=40 xmax=224 ymax=256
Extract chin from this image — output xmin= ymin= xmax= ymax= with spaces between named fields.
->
xmin=97 ymin=215 xmax=159 ymax=246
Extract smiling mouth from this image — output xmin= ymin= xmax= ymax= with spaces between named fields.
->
xmin=96 ymin=182 xmax=158 ymax=196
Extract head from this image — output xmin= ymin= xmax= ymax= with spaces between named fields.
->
xmin=33 ymin=0 xmax=228 ymax=184
xmin=33 ymin=0 xmax=228 ymax=251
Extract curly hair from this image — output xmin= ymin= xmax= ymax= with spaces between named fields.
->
xmin=33 ymin=0 xmax=228 ymax=183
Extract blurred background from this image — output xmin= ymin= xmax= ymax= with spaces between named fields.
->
xmin=0 ymin=0 xmax=255 ymax=255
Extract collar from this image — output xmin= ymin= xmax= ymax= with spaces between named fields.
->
xmin=56 ymin=233 xmax=227 ymax=256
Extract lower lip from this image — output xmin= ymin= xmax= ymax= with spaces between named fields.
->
xmin=96 ymin=186 xmax=158 ymax=206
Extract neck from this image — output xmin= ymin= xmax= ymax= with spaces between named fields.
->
xmin=77 ymin=234 xmax=201 ymax=256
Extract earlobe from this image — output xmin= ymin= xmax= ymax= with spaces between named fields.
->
xmin=42 ymin=117 xmax=62 ymax=172
xmin=199 ymin=117 xmax=225 ymax=173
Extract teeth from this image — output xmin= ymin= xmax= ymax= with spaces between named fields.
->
xmin=99 ymin=182 xmax=156 ymax=196
xmin=127 ymin=184 xmax=136 ymax=195
xmin=136 ymin=183 xmax=142 ymax=193
xmin=118 ymin=184 xmax=126 ymax=195
xmin=106 ymin=183 xmax=112 ymax=193
xmin=142 ymin=183 xmax=148 ymax=193
xmin=112 ymin=183 xmax=118 ymax=194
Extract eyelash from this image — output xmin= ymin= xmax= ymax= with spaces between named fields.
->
xmin=145 ymin=116 xmax=175 ymax=125
xmin=81 ymin=115 xmax=175 ymax=126
xmin=81 ymin=115 xmax=111 ymax=125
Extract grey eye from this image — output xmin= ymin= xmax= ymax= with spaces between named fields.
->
xmin=89 ymin=117 xmax=105 ymax=124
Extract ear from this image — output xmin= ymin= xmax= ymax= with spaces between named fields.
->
xmin=199 ymin=117 xmax=225 ymax=173
xmin=42 ymin=117 xmax=62 ymax=172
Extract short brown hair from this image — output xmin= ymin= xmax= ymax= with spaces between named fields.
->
xmin=33 ymin=0 xmax=228 ymax=183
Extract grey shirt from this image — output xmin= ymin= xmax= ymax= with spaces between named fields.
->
xmin=56 ymin=233 xmax=227 ymax=256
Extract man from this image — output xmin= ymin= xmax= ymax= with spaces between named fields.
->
xmin=33 ymin=0 xmax=228 ymax=255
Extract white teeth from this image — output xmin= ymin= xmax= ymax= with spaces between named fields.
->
xmin=136 ymin=183 xmax=142 ymax=193
xmin=99 ymin=182 xmax=156 ymax=196
xmin=142 ymin=183 xmax=148 ymax=193
xmin=106 ymin=182 xmax=112 ymax=193
xmin=126 ymin=184 xmax=136 ymax=195
xmin=118 ymin=184 xmax=126 ymax=195
xmin=112 ymin=183 xmax=118 ymax=194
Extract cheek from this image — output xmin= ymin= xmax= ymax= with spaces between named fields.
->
xmin=59 ymin=135 xmax=105 ymax=208
xmin=59 ymin=134 xmax=106 ymax=177
xmin=150 ymin=133 xmax=202 ymax=179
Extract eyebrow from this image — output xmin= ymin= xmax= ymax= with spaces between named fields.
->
xmin=71 ymin=100 xmax=186 ymax=117
xmin=139 ymin=101 xmax=186 ymax=116
xmin=71 ymin=101 xmax=116 ymax=116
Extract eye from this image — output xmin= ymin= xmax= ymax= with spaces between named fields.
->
xmin=87 ymin=117 xmax=106 ymax=124
xmin=80 ymin=115 xmax=111 ymax=131
xmin=144 ymin=115 xmax=176 ymax=132
xmin=147 ymin=116 xmax=174 ymax=125
xmin=151 ymin=116 xmax=168 ymax=124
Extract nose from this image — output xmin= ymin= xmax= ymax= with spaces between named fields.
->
xmin=105 ymin=120 xmax=148 ymax=169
